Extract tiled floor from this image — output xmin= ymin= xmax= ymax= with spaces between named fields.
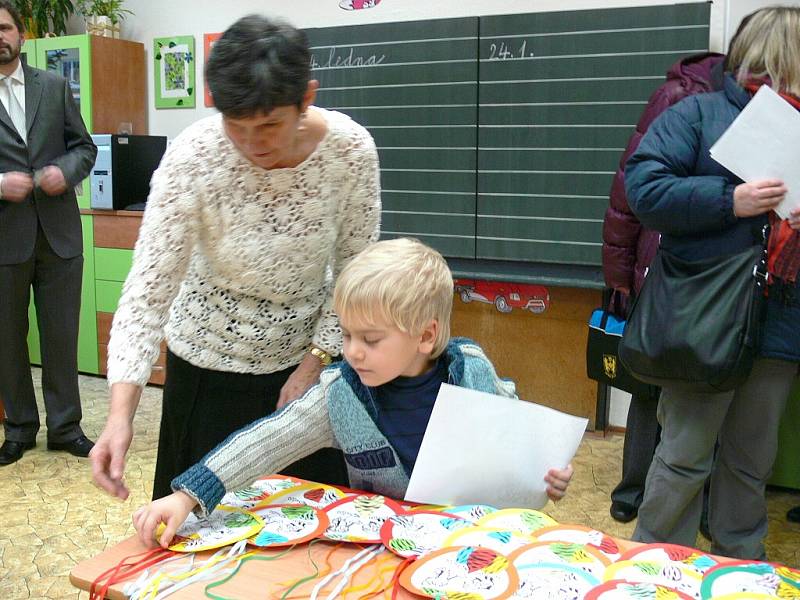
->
xmin=0 ymin=368 xmax=798 ymax=599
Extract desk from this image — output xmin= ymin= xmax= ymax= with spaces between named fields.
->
xmin=71 ymin=534 xmax=416 ymax=599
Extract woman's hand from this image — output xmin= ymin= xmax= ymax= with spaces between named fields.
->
xmin=545 ymin=464 xmax=574 ymax=502
xmin=733 ymin=179 xmax=786 ymax=217
xmin=276 ymin=352 xmax=324 ymax=409
xmin=133 ymin=491 xmax=198 ymax=548
xmin=787 ymin=207 xmax=800 ymax=231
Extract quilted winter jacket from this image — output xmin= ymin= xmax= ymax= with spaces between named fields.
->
xmin=602 ymin=53 xmax=724 ymax=313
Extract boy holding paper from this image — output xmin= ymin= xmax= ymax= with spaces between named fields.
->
xmin=133 ymin=238 xmax=574 ymax=548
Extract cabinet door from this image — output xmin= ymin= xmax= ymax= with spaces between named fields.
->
xmin=35 ymin=35 xmax=93 ymax=209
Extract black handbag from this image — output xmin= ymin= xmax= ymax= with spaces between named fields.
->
xmin=586 ymin=289 xmax=657 ymax=397
xmin=619 ymin=229 xmax=768 ymax=393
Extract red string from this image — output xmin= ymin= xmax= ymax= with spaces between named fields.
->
xmin=89 ymin=547 xmax=175 ymax=599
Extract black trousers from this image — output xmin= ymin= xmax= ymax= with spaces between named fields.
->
xmin=0 ymin=222 xmax=84 ymax=444
xmin=152 ymin=349 xmax=349 ymax=500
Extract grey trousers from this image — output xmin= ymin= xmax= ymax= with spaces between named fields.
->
xmin=632 ymin=358 xmax=795 ymax=560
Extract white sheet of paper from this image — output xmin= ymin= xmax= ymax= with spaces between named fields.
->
xmin=404 ymin=383 xmax=588 ymax=509
xmin=709 ymin=85 xmax=800 ymax=219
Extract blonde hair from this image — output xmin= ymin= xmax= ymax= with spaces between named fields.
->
xmin=334 ymin=238 xmax=454 ymax=358
xmin=728 ymin=6 xmax=800 ymax=97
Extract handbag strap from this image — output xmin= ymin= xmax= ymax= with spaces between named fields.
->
xmin=754 ymin=224 xmax=770 ymax=291
xmin=600 ymin=288 xmax=613 ymax=328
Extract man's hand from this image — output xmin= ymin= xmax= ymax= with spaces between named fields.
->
xmin=545 ymin=464 xmax=574 ymax=502
xmin=276 ymin=352 xmax=324 ymax=410
xmin=133 ymin=491 xmax=199 ymax=548
xmin=36 ymin=165 xmax=68 ymax=196
xmin=733 ymin=179 xmax=786 ymax=217
xmin=1 ymin=171 xmax=33 ymax=202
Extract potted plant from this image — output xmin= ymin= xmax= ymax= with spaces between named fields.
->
xmin=76 ymin=0 xmax=133 ymax=38
xmin=12 ymin=0 xmax=75 ymax=38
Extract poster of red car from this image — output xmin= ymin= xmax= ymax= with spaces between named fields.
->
xmin=454 ymin=279 xmax=550 ymax=314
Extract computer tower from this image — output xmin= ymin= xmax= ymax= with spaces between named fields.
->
xmin=90 ymin=134 xmax=167 ymax=210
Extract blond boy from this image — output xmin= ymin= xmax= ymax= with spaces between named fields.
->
xmin=134 ymin=238 xmax=573 ymax=547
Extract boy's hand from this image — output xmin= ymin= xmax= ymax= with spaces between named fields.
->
xmin=133 ymin=491 xmax=198 ymax=548
xmin=544 ymin=464 xmax=573 ymax=502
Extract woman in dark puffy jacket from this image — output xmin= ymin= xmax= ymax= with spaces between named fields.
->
xmin=602 ymin=52 xmax=724 ymax=525
xmin=624 ymin=6 xmax=800 ymax=560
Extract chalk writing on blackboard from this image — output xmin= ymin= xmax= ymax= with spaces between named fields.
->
xmin=486 ymin=40 xmax=534 ymax=60
xmin=311 ymin=48 xmax=387 ymax=69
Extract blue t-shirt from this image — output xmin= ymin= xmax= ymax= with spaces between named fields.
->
xmin=369 ymin=358 xmax=449 ymax=476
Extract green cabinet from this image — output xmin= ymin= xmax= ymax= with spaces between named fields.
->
xmin=22 ymin=35 xmax=145 ymax=376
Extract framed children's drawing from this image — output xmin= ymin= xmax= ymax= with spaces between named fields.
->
xmin=154 ymin=35 xmax=196 ymax=108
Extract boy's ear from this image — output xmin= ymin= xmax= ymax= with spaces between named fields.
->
xmin=418 ymin=319 xmax=439 ymax=355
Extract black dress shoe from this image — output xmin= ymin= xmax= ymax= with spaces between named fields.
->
xmin=610 ymin=500 xmax=638 ymax=523
xmin=788 ymin=506 xmax=800 ymax=523
xmin=47 ymin=434 xmax=94 ymax=458
xmin=0 ymin=440 xmax=36 ymax=465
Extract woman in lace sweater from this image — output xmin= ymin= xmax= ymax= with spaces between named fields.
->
xmin=90 ymin=15 xmax=381 ymax=500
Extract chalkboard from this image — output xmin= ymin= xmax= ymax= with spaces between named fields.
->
xmin=477 ymin=3 xmax=710 ymax=269
xmin=305 ymin=3 xmax=711 ymax=286
xmin=305 ymin=18 xmax=479 ymax=259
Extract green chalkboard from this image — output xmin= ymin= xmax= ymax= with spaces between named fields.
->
xmin=305 ymin=18 xmax=479 ymax=259
xmin=477 ymin=3 xmax=711 ymax=270
xmin=305 ymin=3 xmax=710 ymax=286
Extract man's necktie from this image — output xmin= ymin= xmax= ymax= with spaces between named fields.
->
xmin=3 ymin=77 xmax=26 ymax=144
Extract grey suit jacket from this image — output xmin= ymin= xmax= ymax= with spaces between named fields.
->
xmin=0 ymin=63 xmax=97 ymax=265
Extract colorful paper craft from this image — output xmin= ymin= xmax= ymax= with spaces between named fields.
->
xmin=400 ymin=546 xmax=520 ymax=600
xmin=534 ymin=524 xmax=627 ymax=562
xmin=247 ymin=503 xmax=328 ymax=547
xmin=700 ymin=561 xmax=800 ymax=600
xmin=443 ymin=526 xmax=535 ymax=555
xmin=322 ymin=494 xmax=404 ymax=543
xmin=164 ymin=506 xmax=264 ymax=552
xmin=257 ymin=481 xmax=346 ymax=509
xmin=445 ymin=504 xmax=499 ymax=523
xmin=512 ymin=562 xmax=600 ymax=598
xmin=585 ymin=580 xmax=694 ymax=600
xmin=618 ymin=543 xmax=718 ymax=575
xmin=219 ymin=475 xmax=304 ymax=509
xmin=508 ymin=541 xmax=610 ymax=581
xmin=476 ymin=508 xmax=557 ymax=535
xmin=380 ymin=510 xmax=469 ymax=558
xmin=604 ymin=560 xmax=703 ymax=599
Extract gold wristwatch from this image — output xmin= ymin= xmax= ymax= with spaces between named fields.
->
xmin=310 ymin=346 xmax=333 ymax=366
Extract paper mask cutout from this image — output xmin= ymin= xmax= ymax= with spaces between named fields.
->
xmin=165 ymin=506 xmax=264 ymax=552
xmin=512 ymin=562 xmax=600 ymax=598
xmin=445 ymin=504 xmax=499 ymax=523
xmin=508 ymin=541 xmax=610 ymax=581
xmin=443 ymin=526 xmax=535 ymax=555
xmin=618 ymin=543 xmax=718 ymax=575
xmin=247 ymin=503 xmax=329 ymax=547
xmin=585 ymin=580 xmax=694 ymax=600
xmin=604 ymin=560 xmax=702 ymax=599
xmin=400 ymin=546 xmax=520 ymax=600
xmin=380 ymin=510 xmax=469 ymax=558
xmin=476 ymin=508 xmax=557 ymax=535
xmin=322 ymin=494 xmax=404 ymax=542
xmin=700 ymin=561 xmax=800 ymax=600
xmin=219 ymin=475 xmax=304 ymax=509
xmin=534 ymin=525 xmax=627 ymax=562
xmin=259 ymin=482 xmax=346 ymax=509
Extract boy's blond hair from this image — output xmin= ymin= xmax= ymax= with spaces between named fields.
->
xmin=728 ymin=6 xmax=800 ymax=97
xmin=334 ymin=238 xmax=453 ymax=358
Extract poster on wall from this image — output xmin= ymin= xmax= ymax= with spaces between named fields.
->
xmin=203 ymin=33 xmax=222 ymax=107
xmin=339 ymin=0 xmax=382 ymax=9
xmin=153 ymin=36 xmax=196 ymax=109
xmin=454 ymin=279 xmax=550 ymax=315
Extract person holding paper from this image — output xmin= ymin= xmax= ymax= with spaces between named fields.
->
xmin=129 ymin=238 xmax=574 ymax=549
xmin=624 ymin=6 xmax=800 ymax=560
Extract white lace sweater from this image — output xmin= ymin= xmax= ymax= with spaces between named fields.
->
xmin=106 ymin=108 xmax=381 ymax=386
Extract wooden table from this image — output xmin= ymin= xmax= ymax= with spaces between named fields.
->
xmin=71 ymin=534 xmax=416 ymax=599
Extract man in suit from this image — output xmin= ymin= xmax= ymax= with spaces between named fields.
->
xmin=0 ymin=1 xmax=97 ymax=465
